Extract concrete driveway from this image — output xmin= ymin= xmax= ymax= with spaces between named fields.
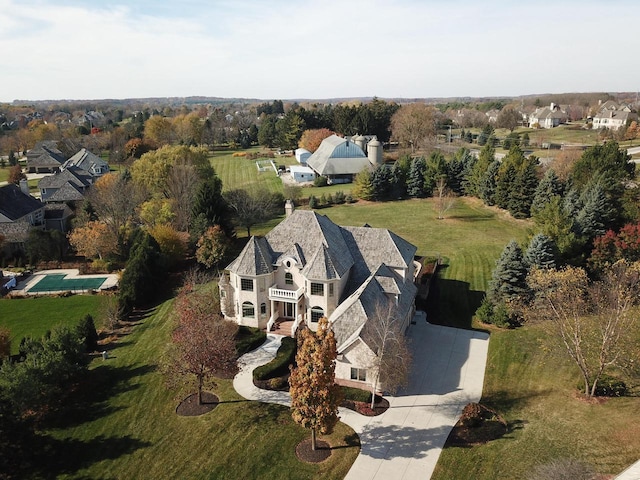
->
xmin=233 ymin=315 xmax=489 ymax=480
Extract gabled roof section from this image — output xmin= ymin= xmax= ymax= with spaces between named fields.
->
xmin=301 ymin=244 xmax=342 ymax=280
xmin=46 ymin=182 xmax=85 ymax=202
xmin=275 ymin=242 xmax=306 ymax=267
xmin=226 ymin=236 xmax=273 ymax=276
xmin=306 ymin=134 xmax=372 ymax=176
xmin=340 ymin=225 xmax=416 ymax=286
xmin=332 ymin=264 xmax=417 ymax=353
xmin=39 ymin=167 xmax=92 ymax=190
xmin=65 ymin=148 xmax=109 ymax=175
xmin=266 ymin=210 xmax=354 ymax=278
xmin=0 ymin=184 xmax=43 ymax=221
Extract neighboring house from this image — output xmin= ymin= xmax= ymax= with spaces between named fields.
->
xmin=26 ymin=141 xmax=67 ymax=173
xmin=528 ymin=103 xmax=569 ymax=129
xmin=0 ymin=182 xmax=45 ymax=255
xmin=306 ymin=134 xmax=383 ymax=184
xmin=289 ymin=165 xmax=316 ymax=183
xmin=38 ymin=166 xmax=93 ymax=204
xmin=64 ymin=148 xmax=110 ymax=178
xmin=44 ymin=203 xmax=73 ymax=232
xmin=592 ymin=102 xmax=637 ymax=131
xmin=220 ymin=209 xmax=418 ymax=392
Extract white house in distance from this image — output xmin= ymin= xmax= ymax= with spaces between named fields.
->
xmin=592 ymin=101 xmax=638 ymax=131
xmin=306 ymin=134 xmax=383 ymax=184
xmin=219 ymin=209 xmax=419 ymax=391
xmin=289 ymin=165 xmax=316 ymax=183
xmin=528 ymin=103 xmax=569 ymax=129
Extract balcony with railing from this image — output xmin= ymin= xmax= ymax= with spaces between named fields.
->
xmin=268 ymin=285 xmax=304 ymax=301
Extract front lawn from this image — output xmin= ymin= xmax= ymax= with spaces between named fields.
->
xmin=46 ymin=300 xmax=359 ymax=480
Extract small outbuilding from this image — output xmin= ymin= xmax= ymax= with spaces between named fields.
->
xmin=295 ymin=148 xmax=311 ymax=165
xmin=289 ymin=165 xmax=316 ymax=183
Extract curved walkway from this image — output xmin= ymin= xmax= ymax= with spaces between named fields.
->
xmin=233 ymin=316 xmax=489 ymax=480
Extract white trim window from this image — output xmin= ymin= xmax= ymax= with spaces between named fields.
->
xmin=350 ymin=368 xmax=366 ymax=382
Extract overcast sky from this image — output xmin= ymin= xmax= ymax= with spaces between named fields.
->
xmin=1 ymin=0 xmax=639 ymax=102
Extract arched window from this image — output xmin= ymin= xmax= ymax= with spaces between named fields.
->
xmin=310 ymin=306 xmax=324 ymax=323
xmin=285 ymin=272 xmax=293 ymax=285
xmin=242 ymin=302 xmax=255 ymax=318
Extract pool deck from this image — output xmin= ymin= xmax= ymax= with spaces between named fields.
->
xmin=12 ymin=269 xmax=119 ymax=295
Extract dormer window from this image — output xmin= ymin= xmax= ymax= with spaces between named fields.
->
xmin=285 ymin=272 xmax=293 ymax=285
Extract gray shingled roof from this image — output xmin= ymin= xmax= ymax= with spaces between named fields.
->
xmin=266 ymin=210 xmax=354 ymax=279
xmin=226 ymin=236 xmax=273 ymax=276
xmin=340 ymin=225 xmax=416 ymax=288
xmin=39 ymin=167 xmax=92 ymax=190
xmin=65 ymin=148 xmax=109 ymax=175
xmin=0 ymin=184 xmax=43 ymax=221
xmin=46 ymin=182 xmax=85 ymax=202
xmin=301 ymin=244 xmax=342 ymax=280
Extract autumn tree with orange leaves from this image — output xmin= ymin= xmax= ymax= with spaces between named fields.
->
xmin=298 ymin=128 xmax=334 ymax=153
xmin=289 ymin=317 xmax=342 ymax=451
xmin=67 ymin=221 xmax=117 ymax=260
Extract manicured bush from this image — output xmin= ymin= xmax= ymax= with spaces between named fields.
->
xmin=313 ymin=176 xmax=328 ymax=187
xmin=308 ymin=195 xmax=318 ymax=209
xmin=253 ymin=337 xmax=296 ymax=380
xmin=235 ymin=326 xmax=266 ymax=356
xmin=341 ymin=386 xmax=372 ymax=403
xmin=334 ymin=191 xmax=346 ymax=204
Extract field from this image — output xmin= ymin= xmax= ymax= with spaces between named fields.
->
xmin=0 ymin=294 xmax=107 ymax=354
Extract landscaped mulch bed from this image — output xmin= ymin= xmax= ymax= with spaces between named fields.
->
xmin=341 ymin=397 xmax=390 ymax=416
xmin=295 ymin=439 xmax=331 ymax=463
xmin=446 ymin=402 xmax=507 ymax=446
xmin=176 ymin=392 xmax=219 ymax=416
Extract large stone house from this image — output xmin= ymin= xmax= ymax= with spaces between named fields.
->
xmin=220 ymin=209 xmax=419 ymax=391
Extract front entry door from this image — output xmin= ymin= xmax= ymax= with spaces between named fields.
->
xmin=284 ymin=302 xmax=295 ymax=319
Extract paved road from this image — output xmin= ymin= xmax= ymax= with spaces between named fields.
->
xmin=233 ymin=315 xmax=490 ymax=479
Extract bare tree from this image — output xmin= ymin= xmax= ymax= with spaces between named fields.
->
xmin=166 ymin=159 xmax=199 ymax=231
xmin=225 ymin=188 xmax=277 ymax=237
xmin=363 ymin=301 xmax=412 ymax=408
xmin=435 ymin=176 xmax=457 ymax=220
xmin=526 ymin=261 xmax=640 ymax=397
xmin=390 ymin=103 xmax=437 ymax=153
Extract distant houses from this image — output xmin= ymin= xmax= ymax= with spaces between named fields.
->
xmin=0 ymin=182 xmax=45 ymax=256
xmin=528 ymin=103 xmax=569 ymax=129
xmin=592 ymin=101 xmax=638 ymax=131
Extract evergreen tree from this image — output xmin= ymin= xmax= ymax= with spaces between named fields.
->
xmin=494 ymin=162 xmax=516 ymax=209
xmin=480 ymin=160 xmax=500 ymax=206
xmin=118 ymin=233 xmax=164 ymax=317
xmin=8 ymin=150 xmax=16 ymax=166
xmin=191 ymin=176 xmax=234 ymax=238
xmin=257 ymin=115 xmax=277 ymax=148
xmin=76 ymin=314 xmax=99 ymax=352
xmin=488 ymin=240 xmax=529 ymax=304
xmin=371 ymin=164 xmax=393 ymax=201
xmin=467 ymin=141 xmax=495 ymax=197
xmin=524 ymin=233 xmax=557 ymax=270
xmin=390 ymin=155 xmax=410 ymax=198
xmin=289 ymin=318 xmax=341 ymax=451
xmin=521 ymin=132 xmax=530 ymax=147
xmin=465 ymin=130 xmax=473 ymax=143
xmin=448 ymin=148 xmax=472 ymax=195
xmin=352 ymin=169 xmax=374 ymax=200
xmin=508 ymin=155 xmax=539 ymax=218
xmin=575 ymin=181 xmax=616 ymax=240
xmin=407 ymin=157 xmax=427 ymax=198
xmin=531 ymin=169 xmax=564 ymax=216
xmin=424 ymin=152 xmax=447 ymax=196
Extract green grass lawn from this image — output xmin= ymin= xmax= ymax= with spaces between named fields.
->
xmin=46 ymin=300 xmax=359 ymax=480
xmin=432 ymin=325 xmax=640 ymax=479
xmin=0 ymin=295 xmax=107 ymax=354
xmin=0 ymin=165 xmax=9 ymax=182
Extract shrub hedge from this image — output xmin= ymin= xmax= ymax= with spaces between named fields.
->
xmin=253 ymin=337 xmax=296 ymax=380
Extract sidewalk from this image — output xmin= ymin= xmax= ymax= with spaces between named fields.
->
xmin=233 ymin=317 xmax=490 ymax=479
